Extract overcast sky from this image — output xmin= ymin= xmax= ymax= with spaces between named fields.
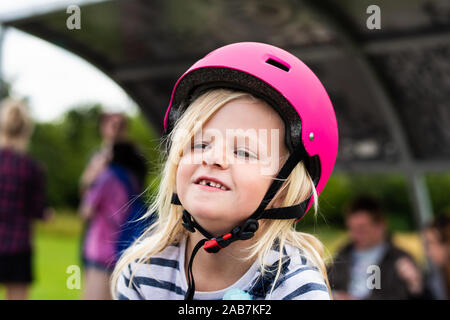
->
xmin=0 ymin=0 xmax=137 ymax=122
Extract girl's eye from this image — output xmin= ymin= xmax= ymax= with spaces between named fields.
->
xmin=192 ymin=142 xmax=208 ymax=150
xmin=235 ymin=149 xmax=256 ymax=159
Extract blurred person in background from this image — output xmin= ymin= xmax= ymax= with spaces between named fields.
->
xmin=79 ymin=112 xmax=128 ymax=193
xmin=422 ymin=215 xmax=450 ymax=299
xmin=79 ymin=141 xmax=147 ymax=300
xmin=394 ymin=214 xmax=450 ymax=299
xmin=0 ymin=98 xmax=51 ymax=300
xmin=327 ymin=195 xmax=424 ymax=299
xmin=77 ymin=112 xmax=128 ymax=299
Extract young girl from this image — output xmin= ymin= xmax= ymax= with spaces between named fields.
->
xmin=111 ymin=42 xmax=338 ymax=300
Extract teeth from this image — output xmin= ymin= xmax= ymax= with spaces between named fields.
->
xmin=198 ymin=179 xmax=227 ymax=190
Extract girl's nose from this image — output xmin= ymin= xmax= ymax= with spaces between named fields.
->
xmin=201 ymin=144 xmax=229 ymax=169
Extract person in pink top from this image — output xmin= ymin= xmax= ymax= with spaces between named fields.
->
xmin=80 ymin=141 xmax=147 ymax=300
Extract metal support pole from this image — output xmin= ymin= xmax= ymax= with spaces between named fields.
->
xmin=407 ymin=173 xmax=434 ymax=229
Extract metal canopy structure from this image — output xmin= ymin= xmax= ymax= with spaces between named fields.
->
xmin=1 ymin=0 xmax=449 ymax=228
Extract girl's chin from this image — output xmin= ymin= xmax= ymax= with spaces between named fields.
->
xmin=188 ymin=208 xmax=225 ymax=221
xmin=186 ymin=209 xmax=232 ymax=227
xmin=189 ymin=220 xmax=235 ymax=237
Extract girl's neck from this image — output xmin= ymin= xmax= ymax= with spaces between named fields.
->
xmin=185 ymin=230 xmax=257 ymax=292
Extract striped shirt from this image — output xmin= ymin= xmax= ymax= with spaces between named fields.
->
xmin=117 ymin=236 xmax=330 ymax=300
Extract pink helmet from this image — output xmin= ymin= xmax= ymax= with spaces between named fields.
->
xmin=164 ymin=42 xmax=338 ymax=215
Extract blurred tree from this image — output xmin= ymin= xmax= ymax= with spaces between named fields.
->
xmin=427 ymin=173 xmax=450 ymax=217
xmin=0 ymin=79 xmax=11 ymax=100
xmin=29 ymin=104 xmax=102 ymax=208
xmin=298 ymin=172 xmax=450 ymax=231
xmin=126 ymin=110 xmax=161 ymax=200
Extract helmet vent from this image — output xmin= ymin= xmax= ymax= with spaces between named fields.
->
xmin=265 ymin=58 xmax=290 ymax=72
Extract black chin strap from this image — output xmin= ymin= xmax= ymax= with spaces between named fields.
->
xmin=185 ymin=238 xmax=207 ymax=300
xmin=173 ymin=146 xmax=310 ymax=300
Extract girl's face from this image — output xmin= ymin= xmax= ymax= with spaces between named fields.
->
xmin=176 ymin=97 xmax=288 ymax=236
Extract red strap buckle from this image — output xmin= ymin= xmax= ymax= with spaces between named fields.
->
xmin=204 ymin=239 xmax=220 ymax=253
xmin=203 ymin=233 xmax=233 ymax=253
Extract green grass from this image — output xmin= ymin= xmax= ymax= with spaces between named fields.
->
xmin=0 ymin=211 xmax=425 ymax=300
xmin=0 ymin=211 xmax=83 ymax=300
xmin=33 ymin=211 xmax=83 ymax=300
xmin=31 ymin=232 xmax=82 ymax=299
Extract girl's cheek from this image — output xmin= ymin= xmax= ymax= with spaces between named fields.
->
xmin=176 ymin=164 xmax=193 ymax=192
xmin=259 ymin=157 xmax=281 ymax=176
xmin=238 ymin=166 xmax=271 ymax=193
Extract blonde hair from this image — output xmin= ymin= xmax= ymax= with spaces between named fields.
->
xmin=0 ymin=98 xmax=34 ymax=151
xmin=110 ymin=88 xmax=330 ymax=298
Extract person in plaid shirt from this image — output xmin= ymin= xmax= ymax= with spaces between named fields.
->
xmin=0 ymin=98 xmax=49 ymax=300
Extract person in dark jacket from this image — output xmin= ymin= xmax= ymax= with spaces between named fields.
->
xmin=327 ymin=195 xmax=423 ymax=300
xmin=0 ymin=98 xmax=51 ymax=300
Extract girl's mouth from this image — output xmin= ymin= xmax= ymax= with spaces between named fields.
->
xmin=194 ymin=177 xmax=230 ymax=191
xmin=194 ymin=180 xmax=230 ymax=192
xmin=195 ymin=183 xmax=229 ymax=192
